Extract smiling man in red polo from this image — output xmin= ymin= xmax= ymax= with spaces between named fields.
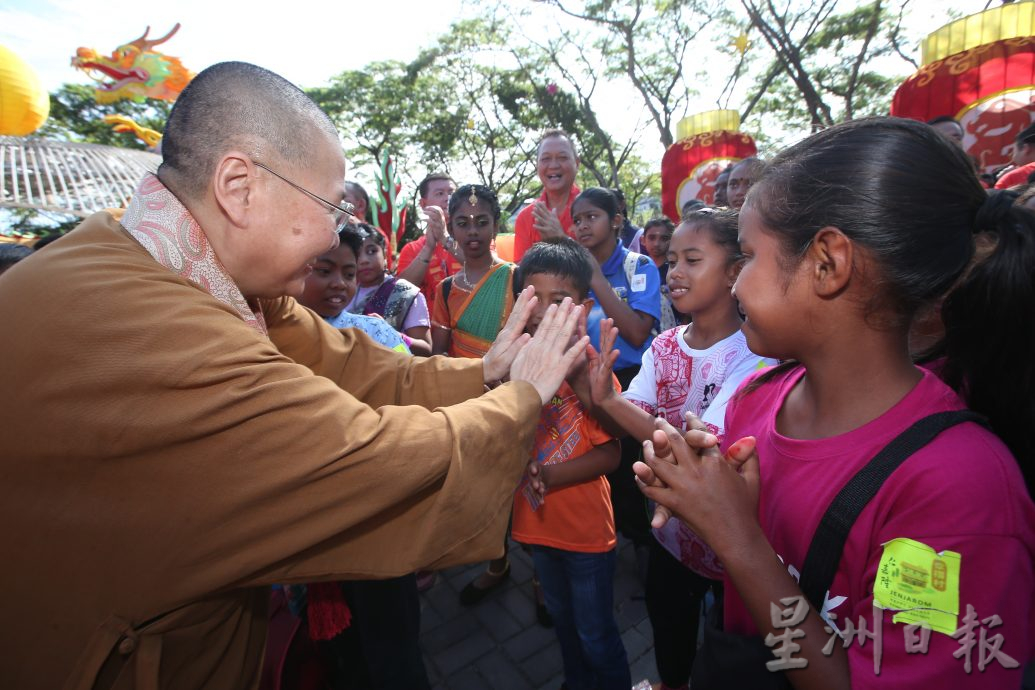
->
xmin=513 ymin=129 xmax=581 ymax=261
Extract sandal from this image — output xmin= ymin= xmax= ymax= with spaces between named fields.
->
xmin=459 ymin=560 xmax=510 ymax=606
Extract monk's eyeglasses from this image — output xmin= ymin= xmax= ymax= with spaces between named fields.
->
xmin=253 ymin=161 xmax=355 ymax=231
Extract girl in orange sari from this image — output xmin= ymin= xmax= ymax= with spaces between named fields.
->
xmin=431 ymin=184 xmax=515 ymax=358
xmin=430 ymin=184 xmax=529 ymax=610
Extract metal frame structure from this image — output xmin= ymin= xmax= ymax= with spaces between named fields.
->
xmin=1 ymin=136 xmax=159 ymax=218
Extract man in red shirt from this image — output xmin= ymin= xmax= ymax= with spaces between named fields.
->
xmin=396 ymin=173 xmax=462 ymax=310
xmin=513 ymin=129 xmax=581 ymax=261
xmin=995 ymin=122 xmax=1035 ymax=189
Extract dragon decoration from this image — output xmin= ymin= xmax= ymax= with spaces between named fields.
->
xmin=71 ymin=24 xmax=194 ymax=147
xmin=72 ymin=24 xmax=193 ymax=103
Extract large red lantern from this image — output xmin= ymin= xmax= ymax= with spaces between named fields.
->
xmin=661 ymin=110 xmax=757 ymax=221
xmin=890 ymin=4 xmax=1035 ymax=175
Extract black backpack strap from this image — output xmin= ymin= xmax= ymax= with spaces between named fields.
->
xmin=797 ymin=409 xmax=988 ymax=611
xmin=441 ymin=275 xmax=453 ymax=306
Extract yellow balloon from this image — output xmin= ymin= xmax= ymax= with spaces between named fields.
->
xmin=0 ymin=45 xmax=50 ymax=136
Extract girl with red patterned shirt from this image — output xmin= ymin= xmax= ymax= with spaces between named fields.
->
xmin=588 ymin=209 xmax=773 ymax=690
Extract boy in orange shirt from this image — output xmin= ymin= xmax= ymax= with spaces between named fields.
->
xmin=513 ymin=238 xmax=631 ymax=690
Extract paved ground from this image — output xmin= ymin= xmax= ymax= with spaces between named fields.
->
xmin=419 ymin=536 xmax=656 ymax=690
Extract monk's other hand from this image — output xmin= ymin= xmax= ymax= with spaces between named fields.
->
xmin=482 ymin=285 xmax=536 ymax=384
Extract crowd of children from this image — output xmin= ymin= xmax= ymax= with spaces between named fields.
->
xmin=263 ymin=117 xmax=1035 ymax=690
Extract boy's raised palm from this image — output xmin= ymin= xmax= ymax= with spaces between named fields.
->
xmin=587 ymin=318 xmax=620 ymax=407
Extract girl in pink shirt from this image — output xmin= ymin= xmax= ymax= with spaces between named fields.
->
xmin=632 ymin=118 xmax=1035 ymax=689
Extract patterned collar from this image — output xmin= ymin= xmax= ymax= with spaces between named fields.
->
xmin=121 ymin=173 xmax=268 ymax=336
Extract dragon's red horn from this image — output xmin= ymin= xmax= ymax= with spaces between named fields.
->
xmin=126 ymin=26 xmax=151 ymax=50
xmin=128 ymin=23 xmax=180 ymax=51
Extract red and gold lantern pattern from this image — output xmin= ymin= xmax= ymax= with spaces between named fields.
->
xmin=890 ymin=4 xmax=1035 ymax=175
xmin=661 ymin=127 xmax=756 ymax=221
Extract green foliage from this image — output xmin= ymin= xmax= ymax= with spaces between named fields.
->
xmin=37 ymin=84 xmax=171 ymax=149
xmin=1 ymin=208 xmax=80 ymax=237
xmin=307 ymin=59 xmax=468 ymax=179
xmin=739 ymin=0 xmax=919 ymax=141
xmin=536 ymin=0 xmax=726 ymax=150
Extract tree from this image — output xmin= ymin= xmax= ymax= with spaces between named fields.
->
xmin=2 ymin=208 xmax=80 ymax=237
xmin=417 ymin=18 xmax=546 ymax=215
xmin=307 ymin=60 xmax=467 ymax=183
xmin=737 ymin=0 xmax=916 ymax=138
xmin=37 ymin=84 xmax=172 ymax=149
xmin=534 ymin=0 xmax=726 ymax=150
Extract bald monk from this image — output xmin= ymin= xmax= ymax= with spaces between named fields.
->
xmin=0 ymin=62 xmax=588 ymax=690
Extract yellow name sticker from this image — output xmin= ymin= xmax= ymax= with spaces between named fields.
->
xmin=873 ymin=538 xmax=960 ymax=635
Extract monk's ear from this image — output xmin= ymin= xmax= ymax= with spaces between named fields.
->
xmin=807 ymin=226 xmax=853 ymax=298
xmin=211 ymin=152 xmax=254 ymax=228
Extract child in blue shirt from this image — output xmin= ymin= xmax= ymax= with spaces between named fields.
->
xmin=295 ymin=225 xmax=425 ymax=689
xmin=299 ymin=224 xmax=410 ymax=353
xmin=572 ymin=187 xmax=661 ymax=552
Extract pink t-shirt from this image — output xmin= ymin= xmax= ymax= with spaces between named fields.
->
xmin=722 ymin=365 xmax=1035 ymax=688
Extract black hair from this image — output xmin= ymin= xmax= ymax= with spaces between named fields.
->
xmin=0 ymin=244 xmax=33 ymax=274
xmin=611 ymin=188 xmax=628 ymax=215
xmin=748 ymin=116 xmax=1035 ymax=482
xmin=32 ymin=234 xmax=64 ymax=250
xmin=348 ymin=222 xmax=384 ymax=250
xmin=681 ymin=199 xmax=706 ymax=215
xmin=1015 ymin=121 xmax=1035 ymax=145
xmin=537 ymin=129 xmax=578 ymax=158
xmin=338 ymin=222 xmax=367 ymax=257
xmin=572 ymin=187 xmax=620 ymax=220
xmin=643 ymin=217 xmax=676 ymax=234
xmin=158 ymin=62 xmax=338 ymax=201
xmin=926 ymin=115 xmax=961 ymax=127
xmin=731 ymin=156 xmax=765 ymax=178
xmin=678 ymin=208 xmax=741 ymax=266
xmin=418 ymin=173 xmax=456 ymax=199
xmin=344 ymin=181 xmax=372 ymax=223
xmin=447 ymin=184 xmax=501 ymax=223
xmin=515 ymin=237 xmax=594 ymax=300
xmin=1015 ymin=184 xmax=1035 ymax=209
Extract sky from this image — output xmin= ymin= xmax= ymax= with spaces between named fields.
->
xmin=1 ymin=0 xmax=983 ymax=184
xmin=1 ymin=0 xmax=469 ymax=94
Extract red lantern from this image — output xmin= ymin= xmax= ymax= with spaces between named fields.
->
xmin=661 ymin=111 xmax=757 ymax=221
xmin=890 ymin=5 xmax=1035 ymax=175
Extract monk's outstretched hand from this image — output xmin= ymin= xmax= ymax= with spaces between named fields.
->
xmin=510 ymin=297 xmax=589 ymax=405
xmin=482 ymin=286 xmax=537 ymax=384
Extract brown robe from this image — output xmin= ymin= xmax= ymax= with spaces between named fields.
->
xmin=0 ymin=212 xmax=541 ymax=690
